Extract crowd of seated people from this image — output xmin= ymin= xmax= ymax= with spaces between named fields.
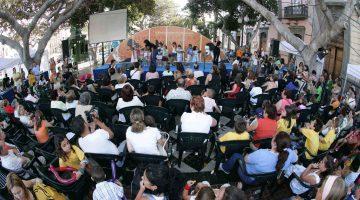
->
xmin=0 ymin=51 xmax=358 ymax=200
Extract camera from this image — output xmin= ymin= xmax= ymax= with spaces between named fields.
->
xmin=85 ymin=107 xmax=98 ymax=123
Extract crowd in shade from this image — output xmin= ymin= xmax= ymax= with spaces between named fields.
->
xmin=0 ymin=42 xmax=358 ymax=200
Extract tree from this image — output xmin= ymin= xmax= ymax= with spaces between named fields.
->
xmin=186 ymin=0 xmax=277 ymax=48
xmin=240 ymin=0 xmax=358 ymax=68
xmin=0 ymin=0 xmax=85 ymax=69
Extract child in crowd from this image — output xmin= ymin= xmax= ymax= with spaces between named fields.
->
xmin=89 ymin=158 xmax=124 ymax=200
xmin=318 ymin=117 xmax=338 ymax=152
xmin=54 ymin=135 xmax=86 ymax=180
xmin=218 ymin=118 xmax=250 ymax=153
xmin=277 ymin=104 xmax=297 ymax=134
xmin=300 ymin=118 xmax=323 ymax=161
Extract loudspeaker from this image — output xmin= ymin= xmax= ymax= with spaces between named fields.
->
xmin=62 ymin=40 xmax=70 ymax=59
xmin=270 ymin=39 xmax=280 ymax=57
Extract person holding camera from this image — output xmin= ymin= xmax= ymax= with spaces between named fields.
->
xmin=70 ymin=112 xmax=119 ymax=155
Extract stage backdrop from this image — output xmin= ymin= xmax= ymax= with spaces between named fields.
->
xmin=117 ymin=26 xmax=224 ymax=62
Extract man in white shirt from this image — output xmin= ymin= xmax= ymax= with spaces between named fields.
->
xmin=70 ymin=115 xmax=119 ymax=155
xmin=202 ymin=88 xmax=221 ymax=113
xmin=24 ymin=89 xmax=38 ymax=103
xmin=193 ymin=63 xmax=204 ymax=79
xmin=165 ymin=78 xmax=192 ymax=101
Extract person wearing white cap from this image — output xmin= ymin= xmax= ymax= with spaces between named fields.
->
xmin=315 ymin=175 xmax=346 ymax=200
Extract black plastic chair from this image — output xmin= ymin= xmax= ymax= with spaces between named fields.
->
xmin=186 ymin=85 xmax=206 ymax=96
xmin=144 ymin=106 xmax=175 ymax=132
xmin=38 ymin=101 xmax=52 ymax=121
xmin=85 ymin=153 xmax=123 ymax=179
xmin=118 ymin=106 xmax=143 ymax=124
xmin=67 ymin=108 xmax=75 ymax=118
xmin=177 ymin=132 xmax=209 ymax=167
xmin=111 ymin=123 xmax=129 ymax=146
xmin=127 ymin=79 xmax=143 ymax=91
xmin=34 ymin=147 xmax=57 ymax=164
xmin=218 ymin=98 xmax=237 ymax=120
xmin=214 ymin=140 xmax=250 ymax=172
xmin=165 ymin=99 xmax=189 ymax=116
xmin=92 ymin=101 xmax=117 ymax=125
xmin=145 ymin=78 xmax=162 ymax=94
xmin=51 ymin=108 xmax=70 ymax=127
xmin=10 ymin=134 xmax=38 ymax=153
xmin=253 ymin=93 xmax=270 ymax=108
xmin=127 ymin=153 xmax=168 ymax=168
xmin=197 ymin=76 xmax=206 ymax=85
xmin=96 ymin=88 xmax=114 ymax=103
xmin=141 ymin=95 xmax=162 ymax=107
xmin=252 ymin=137 xmax=273 ymax=149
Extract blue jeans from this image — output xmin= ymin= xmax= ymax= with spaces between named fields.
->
xmin=222 ymin=153 xmax=257 ymax=185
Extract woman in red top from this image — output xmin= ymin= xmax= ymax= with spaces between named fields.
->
xmin=224 ymin=74 xmax=242 ymax=99
xmin=247 ymin=104 xmax=277 ymax=142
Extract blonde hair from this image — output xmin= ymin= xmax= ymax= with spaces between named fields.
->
xmin=130 ymin=108 xmax=145 ymax=133
xmin=6 ymin=173 xmax=30 ymax=200
xmin=318 ymin=176 xmax=346 ymax=200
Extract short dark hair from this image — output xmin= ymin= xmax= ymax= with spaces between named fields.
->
xmin=223 ymin=186 xmax=247 ymax=200
xmin=265 ymin=104 xmax=277 ymax=120
xmin=121 ymin=85 xmax=134 ymax=102
xmin=88 ymin=158 xmax=106 ymax=183
xmin=149 ymin=64 xmax=156 ymax=73
xmin=147 ymin=85 xmax=156 ymax=95
xmin=177 ymin=78 xmax=185 ymax=88
xmin=70 ymin=116 xmax=85 ymax=136
xmin=314 ymin=118 xmax=323 ymax=132
xmin=234 ymin=118 xmax=247 ymax=133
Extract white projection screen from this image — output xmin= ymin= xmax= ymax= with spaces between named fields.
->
xmin=89 ymin=9 xmax=127 ymax=44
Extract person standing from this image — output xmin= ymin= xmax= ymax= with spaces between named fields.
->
xmin=12 ymin=68 xmax=22 ymax=93
xmin=31 ymin=62 xmax=40 ymax=81
xmin=176 ymin=44 xmax=184 ymax=63
xmin=213 ymin=41 xmax=221 ymax=66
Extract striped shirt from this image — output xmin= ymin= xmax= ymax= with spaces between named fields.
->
xmin=93 ymin=181 xmax=124 ymax=200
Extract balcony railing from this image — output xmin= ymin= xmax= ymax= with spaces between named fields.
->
xmin=284 ymin=4 xmax=308 ymax=19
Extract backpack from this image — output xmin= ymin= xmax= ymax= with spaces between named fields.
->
xmin=33 ymin=182 xmax=67 ymax=200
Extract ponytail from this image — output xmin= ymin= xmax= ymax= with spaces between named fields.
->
xmin=275 ymin=132 xmax=291 ymax=172
xmin=130 ymin=108 xmax=145 ymax=133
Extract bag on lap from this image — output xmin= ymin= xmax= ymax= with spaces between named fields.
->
xmin=33 ymin=182 xmax=67 ymax=200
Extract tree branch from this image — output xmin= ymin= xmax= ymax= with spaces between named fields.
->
xmin=249 ymin=21 xmax=261 ymax=45
xmin=240 ymin=0 xmax=306 ymax=52
xmin=34 ymin=0 xmax=85 ymax=62
xmin=28 ymin=0 xmax=57 ymax=32
xmin=311 ymin=0 xmax=357 ymax=51
xmin=319 ymin=0 xmax=335 ymax=25
xmin=0 ymin=34 xmax=23 ymax=58
xmin=0 ymin=11 xmax=27 ymax=37
xmin=45 ymin=1 xmax=65 ymax=21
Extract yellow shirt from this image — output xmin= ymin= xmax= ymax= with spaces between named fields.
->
xmin=219 ymin=131 xmax=250 ymax=153
xmin=319 ymin=129 xmax=336 ymax=151
xmin=301 ymin=128 xmax=319 ymax=159
xmin=277 ymin=118 xmax=296 ymax=134
xmin=28 ymin=74 xmax=36 ymax=86
xmin=59 ymin=145 xmax=85 ymax=170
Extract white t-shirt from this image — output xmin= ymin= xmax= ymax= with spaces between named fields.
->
xmin=203 ymin=96 xmax=217 ymax=113
xmin=19 ymin=115 xmax=31 ymax=127
xmin=194 ymin=70 xmax=204 ymax=79
xmin=116 ymin=96 xmax=144 ymax=111
xmin=65 ymin=100 xmax=78 ymax=110
xmin=126 ymin=127 xmax=162 ymax=155
xmin=180 ymin=112 xmax=213 ymax=134
xmin=51 ymin=101 xmax=71 ymax=121
xmin=130 ymin=69 xmax=141 ymax=80
xmin=162 ymin=70 xmax=173 ymax=77
xmin=1 ymin=150 xmax=23 ymax=172
xmin=114 ymin=83 xmax=133 ymax=90
xmin=24 ymin=94 xmax=38 ymax=103
xmin=78 ymin=129 xmax=119 ymax=155
xmin=249 ymin=86 xmax=262 ymax=105
xmin=165 ymin=88 xmax=192 ymax=101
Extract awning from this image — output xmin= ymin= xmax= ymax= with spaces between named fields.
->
xmin=279 ymin=41 xmax=300 ymax=55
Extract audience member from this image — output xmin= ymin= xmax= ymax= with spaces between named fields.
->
xmin=165 ymin=78 xmax=191 ymax=101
